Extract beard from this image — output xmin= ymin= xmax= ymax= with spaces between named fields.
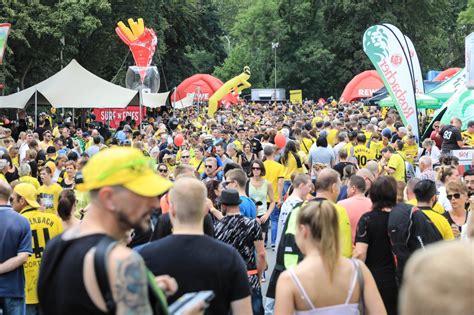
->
xmin=116 ymin=208 xmax=150 ymax=236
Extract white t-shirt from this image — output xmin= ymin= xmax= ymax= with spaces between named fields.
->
xmin=276 ymin=194 xmax=303 ymax=246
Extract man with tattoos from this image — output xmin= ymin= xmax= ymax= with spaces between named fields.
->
xmin=37 ymin=148 xmax=196 ymax=315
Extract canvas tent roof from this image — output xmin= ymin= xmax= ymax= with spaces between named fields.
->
xmin=0 ymin=59 xmax=157 ymax=109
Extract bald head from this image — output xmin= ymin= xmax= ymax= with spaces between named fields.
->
xmin=0 ymin=181 xmax=11 ymax=203
xmin=316 ymin=168 xmax=340 ymax=192
xmin=169 ymin=177 xmax=207 ymax=225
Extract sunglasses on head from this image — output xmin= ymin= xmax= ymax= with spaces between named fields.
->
xmin=447 ymin=193 xmax=461 ymax=200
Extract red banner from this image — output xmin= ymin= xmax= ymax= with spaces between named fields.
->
xmin=93 ymin=106 xmax=142 ymax=129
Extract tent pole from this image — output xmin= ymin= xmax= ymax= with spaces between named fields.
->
xmin=139 ymin=89 xmax=143 ymax=132
xmin=173 ymin=86 xmax=176 ymax=117
xmin=34 ymin=90 xmax=38 ymax=127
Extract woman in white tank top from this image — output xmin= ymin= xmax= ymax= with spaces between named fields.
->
xmin=274 ymin=200 xmax=386 ymax=315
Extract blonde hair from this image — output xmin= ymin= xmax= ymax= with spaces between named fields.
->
xmin=445 ymin=180 xmax=468 ymax=195
xmin=400 ymin=241 xmax=474 ymax=315
xmin=297 ymin=200 xmax=340 ymax=281
xmin=169 ymin=177 xmax=206 ymax=224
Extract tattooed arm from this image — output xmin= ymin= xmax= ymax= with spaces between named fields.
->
xmin=109 ymin=248 xmax=153 ymax=315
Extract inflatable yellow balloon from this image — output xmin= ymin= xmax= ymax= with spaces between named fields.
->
xmin=208 ymin=66 xmax=251 ymax=116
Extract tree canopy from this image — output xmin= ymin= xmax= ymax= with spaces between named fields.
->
xmin=1 ymin=0 xmax=472 ymax=99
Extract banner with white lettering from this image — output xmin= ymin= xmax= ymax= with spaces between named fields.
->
xmin=363 ymin=24 xmax=420 ymax=140
xmin=93 ymin=106 xmax=141 ymax=128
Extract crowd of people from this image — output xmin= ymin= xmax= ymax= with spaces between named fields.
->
xmin=0 ymin=101 xmax=473 ymax=315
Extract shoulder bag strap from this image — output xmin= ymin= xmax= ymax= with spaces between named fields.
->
xmin=196 ymin=158 xmax=204 ymax=172
xmin=94 ymin=236 xmax=118 ymax=314
xmin=354 ymin=259 xmax=366 ymax=315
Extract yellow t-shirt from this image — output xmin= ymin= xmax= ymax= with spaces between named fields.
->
xmin=0 ymin=173 xmax=7 ymax=183
xmin=263 ymin=160 xmax=285 ymax=201
xmin=407 ymin=199 xmax=445 ymax=215
xmin=368 ymin=140 xmax=384 ymax=160
xmin=37 ymin=183 xmax=63 ymax=215
xmin=388 ymin=153 xmax=406 ymax=182
xmin=343 ymin=142 xmax=354 ymax=158
xmin=403 ymin=143 xmax=418 ymax=165
xmin=364 ymin=131 xmax=372 ymax=144
xmin=19 ymin=176 xmax=41 ymax=190
xmin=462 ymin=131 xmax=474 ymax=147
xmin=353 ymin=144 xmax=371 ymax=168
xmin=39 ymin=140 xmax=53 ymax=151
xmin=334 ymin=203 xmax=353 ymax=258
xmin=20 ymin=207 xmax=63 ymax=304
xmin=327 ymin=129 xmax=338 ymax=147
xmin=11 ymin=156 xmax=19 ymax=167
xmin=422 ymin=210 xmax=454 ymax=240
xmin=74 ymin=189 xmax=91 ymax=219
xmin=300 ymin=138 xmax=313 ymax=154
xmin=190 ymin=157 xmax=205 ymax=174
xmin=282 ymin=153 xmax=303 ymax=181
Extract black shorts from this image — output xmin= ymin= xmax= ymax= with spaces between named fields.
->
xmin=257 ymin=214 xmax=269 ymax=233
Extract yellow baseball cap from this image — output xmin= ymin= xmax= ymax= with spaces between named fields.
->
xmin=76 ymin=147 xmax=173 ymax=197
xmin=14 ymin=183 xmax=40 ymax=208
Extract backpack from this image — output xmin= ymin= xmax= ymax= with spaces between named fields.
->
xmin=94 ymin=236 xmax=168 ymax=315
xmin=388 ymin=203 xmax=443 ymax=286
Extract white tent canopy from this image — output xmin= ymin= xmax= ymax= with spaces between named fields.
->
xmin=0 ymin=85 xmax=37 ymax=109
xmin=172 ymin=93 xmax=195 ymax=109
xmin=141 ymin=91 xmax=170 ymax=108
xmin=0 ymin=59 xmax=171 ymax=109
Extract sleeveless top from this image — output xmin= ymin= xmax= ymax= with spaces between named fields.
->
xmin=249 ymin=180 xmax=269 ymax=216
xmin=289 ymin=259 xmax=360 ymax=315
xmin=38 ymin=233 xmax=108 ymax=315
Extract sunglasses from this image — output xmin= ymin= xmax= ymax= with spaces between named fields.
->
xmin=205 ymin=165 xmax=214 ymax=168
xmin=252 ymin=167 xmax=261 ymax=170
xmin=181 ymin=155 xmax=190 ymax=158
xmin=447 ymin=193 xmax=462 ymax=200
xmin=158 ymin=168 xmax=168 ymax=173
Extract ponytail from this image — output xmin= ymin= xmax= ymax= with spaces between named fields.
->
xmin=297 ymin=200 xmax=340 ymax=281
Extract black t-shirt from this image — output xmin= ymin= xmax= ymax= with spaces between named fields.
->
xmin=333 ymin=161 xmax=355 ymax=179
xmin=140 ymin=235 xmax=250 ymax=315
xmin=149 ymin=213 xmax=214 ymax=241
xmin=38 ymin=234 xmax=107 ymax=315
xmin=214 ymin=215 xmax=262 ymax=290
xmin=355 ymin=210 xmax=396 ymax=282
xmin=442 ymin=211 xmax=468 ymax=232
xmin=440 ymin=125 xmax=462 ymax=152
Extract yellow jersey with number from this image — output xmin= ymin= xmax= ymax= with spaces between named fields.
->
xmin=368 ymin=140 xmax=384 ymax=160
xmin=353 ymin=144 xmax=371 ymax=168
xmin=20 ymin=207 xmax=63 ymax=304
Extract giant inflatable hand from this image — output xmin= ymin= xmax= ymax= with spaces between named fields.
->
xmin=208 ymin=66 xmax=251 ymax=116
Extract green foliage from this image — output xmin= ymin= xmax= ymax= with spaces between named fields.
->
xmin=0 ymin=0 xmax=225 ymax=93
xmin=0 ymin=0 xmax=469 ymax=100
xmin=215 ymin=0 xmax=469 ymax=99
